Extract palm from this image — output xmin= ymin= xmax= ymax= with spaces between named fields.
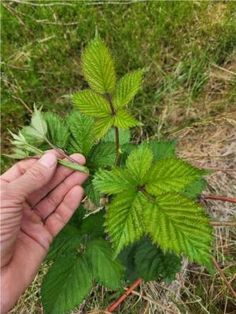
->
xmin=0 ymin=153 xmax=87 ymax=313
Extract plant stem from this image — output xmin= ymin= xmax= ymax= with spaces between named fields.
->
xmin=24 ymin=144 xmax=89 ymax=173
xmin=106 ymin=278 xmax=142 ymax=313
xmin=106 ymin=93 xmax=120 ymax=165
xmin=114 ymin=126 xmax=120 ymax=165
xmin=203 ymin=195 xmax=236 ymax=204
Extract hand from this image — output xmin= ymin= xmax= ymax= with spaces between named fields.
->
xmin=0 ymin=152 xmax=88 ymax=313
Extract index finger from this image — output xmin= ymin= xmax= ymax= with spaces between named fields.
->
xmin=1 ymin=150 xmax=61 ymax=183
xmin=0 ymin=158 xmax=37 ymax=183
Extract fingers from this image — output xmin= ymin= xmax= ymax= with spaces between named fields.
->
xmin=9 ymin=153 xmax=57 ymax=200
xmin=34 ymin=170 xmax=88 ymax=219
xmin=28 ymin=153 xmax=86 ymax=207
xmin=0 ymin=159 xmax=37 ymax=183
xmin=45 ymin=185 xmax=84 ymax=237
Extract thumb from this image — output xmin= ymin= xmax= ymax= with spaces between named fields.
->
xmin=11 ymin=152 xmax=57 ymax=198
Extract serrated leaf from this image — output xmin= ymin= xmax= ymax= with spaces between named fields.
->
xmin=41 ymin=254 xmax=92 ymax=314
xmin=82 ymin=38 xmax=116 ymax=94
xmin=148 ymin=140 xmax=177 ymax=160
xmin=84 ymin=178 xmax=101 ymax=206
xmin=114 ymin=109 xmax=140 ymax=129
xmin=86 ymin=239 xmax=124 ymax=289
xmin=31 ymin=106 xmax=47 ymax=138
xmin=146 ymin=158 xmax=206 ymax=196
xmin=103 ymin=128 xmax=131 ymax=145
xmin=69 ymin=206 xmax=86 ymax=227
xmin=44 ymin=112 xmax=69 ymax=149
xmin=21 ymin=126 xmax=46 ymax=145
xmin=105 ymin=191 xmax=146 ymax=256
xmin=119 ymin=242 xmax=140 ymax=282
xmin=46 ymin=224 xmax=81 ymax=261
xmin=134 ymin=238 xmax=181 ymax=282
xmin=126 ymin=145 xmax=153 ymax=184
xmin=113 ymin=70 xmax=144 ymax=109
xmin=144 ymin=193 xmax=213 ymax=267
xmin=5 ymin=148 xmax=30 ymax=159
xmin=79 ymin=210 xmax=105 ymax=239
xmin=73 ymin=89 xmax=111 ymax=117
xmin=88 ymin=142 xmax=116 ymax=169
xmin=93 ymin=168 xmax=134 ymax=195
xmin=94 ymin=116 xmax=114 ymax=139
xmin=182 ymin=178 xmax=207 ymax=199
xmin=67 ymin=111 xmax=96 ymax=156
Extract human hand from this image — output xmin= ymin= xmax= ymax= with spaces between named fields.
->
xmin=0 ymin=152 xmax=88 ymax=313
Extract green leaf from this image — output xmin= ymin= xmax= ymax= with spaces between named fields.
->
xmin=88 ymin=142 xmax=116 ymax=169
xmin=41 ymin=254 xmax=92 ymax=314
xmin=134 ymin=238 xmax=181 ymax=283
xmin=5 ymin=148 xmax=30 ymax=160
xmin=126 ymin=145 xmax=153 ymax=184
xmin=21 ymin=126 xmax=46 ymax=145
xmin=146 ymin=158 xmax=206 ymax=196
xmin=69 ymin=206 xmax=86 ymax=227
xmin=105 ymin=191 xmax=146 ymax=256
xmin=103 ymin=128 xmax=131 ymax=145
xmin=44 ymin=112 xmax=69 ymax=149
xmin=94 ymin=116 xmax=114 ymax=139
xmin=82 ymin=38 xmax=116 ymax=94
xmin=93 ymin=168 xmax=134 ymax=195
xmin=144 ymin=193 xmax=213 ymax=267
xmin=84 ymin=178 xmax=101 ymax=206
xmin=119 ymin=242 xmax=140 ymax=282
xmin=30 ymin=106 xmax=47 ymax=138
xmin=148 ymin=140 xmax=177 ymax=160
xmin=182 ymin=178 xmax=207 ymax=199
xmin=46 ymin=224 xmax=81 ymax=261
xmin=114 ymin=109 xmax=140 ymax=129
xmin=113 ymin=70 xmax=144 ymax=109
xmin=67 ymin=111 xmax=96 ymax=156
xmin=86 ymin=239 xmax=124 ymax=289
xmin=79 ymin=210 xmax=105 ymax=239
xmin=73 ymin=89 xmax=111 ymax=117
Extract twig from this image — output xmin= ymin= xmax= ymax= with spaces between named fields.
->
xmin=8 ymin=0 xmax=75 ymax=6
xmin=211 ymin=221 xmax=236 ymax=227
xmin=203 ymin=195 xmax=236 ymax=204
xmin=125 ymin=289 xmax=176 ymax=314
xmin=12 ymin=95 xmax=33 ymax=114
xmin=106 ymin=278 xmax=142 ymax=313
xmin=212 ymin=257 xmax=236 ymax=299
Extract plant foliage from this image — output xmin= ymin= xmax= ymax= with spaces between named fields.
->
xmin=8 ymin=37 xmax=213 ymax=313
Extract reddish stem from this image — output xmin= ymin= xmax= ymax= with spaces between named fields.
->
xmin=106 ymin=278 xmax=142 ymax=313
xmin=203 ymin=195 xmax=236 ymax=204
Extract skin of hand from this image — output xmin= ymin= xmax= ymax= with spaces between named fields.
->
xmin=0 ymin=151 xmax=88 ymax=313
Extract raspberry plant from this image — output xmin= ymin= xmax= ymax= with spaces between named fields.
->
xmin=8 ymin=38 xmax=213 ymax=314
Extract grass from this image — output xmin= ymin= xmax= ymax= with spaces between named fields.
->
xmin=1 ymin=0 xmax=236 ymax=313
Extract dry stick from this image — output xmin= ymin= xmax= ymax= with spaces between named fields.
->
xmin=203 ymin=195 xmax=236 ymax=204
xmin=124 ymin=289 xmax=176 ymax=314
xmin=211 ymin=221 xmax=236 ymax=227
xmin=212 ymin=257 xmax=236 ymax=299
xmin=12 ymin=95 xmax=33 ymax=114
xmin=106 ymin=278 xmax=142 ymax=313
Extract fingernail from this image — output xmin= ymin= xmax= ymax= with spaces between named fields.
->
xmin=39 ymin=153 xmax=57 ymax=168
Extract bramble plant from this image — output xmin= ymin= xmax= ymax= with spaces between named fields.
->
xmin=8 ymin=38 xmax=213 ymax=314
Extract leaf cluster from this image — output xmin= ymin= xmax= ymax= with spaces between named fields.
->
xmin=7 ymin=37 xmax=213 ymax=314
